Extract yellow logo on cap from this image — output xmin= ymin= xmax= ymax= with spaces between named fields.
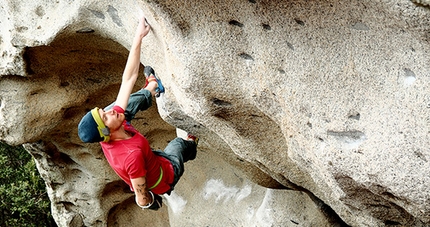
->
xmin=90 ymin=107 xmax=110 ymax=142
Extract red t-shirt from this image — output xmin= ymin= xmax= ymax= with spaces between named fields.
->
xmin=100 ymin=106 xmax=174 ymax=195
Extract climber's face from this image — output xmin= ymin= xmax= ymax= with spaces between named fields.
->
xmin=98 ymin=108 xmax=125 ymax=132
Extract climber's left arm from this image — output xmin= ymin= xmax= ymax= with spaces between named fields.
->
xmin=131 ymin=176 xmax=153 ymax=208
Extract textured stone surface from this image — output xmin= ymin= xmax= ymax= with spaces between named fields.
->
xmin=412 ymin=0 xmax=430 ymax=6
xmin=0 ymin=0 xmax=429 ymax=226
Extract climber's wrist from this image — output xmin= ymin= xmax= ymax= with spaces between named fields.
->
xmin=136 ymin=191 xmax=154 ymax=209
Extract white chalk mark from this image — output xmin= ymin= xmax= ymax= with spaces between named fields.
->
xmin=399 ymin=68 xmax=417 ymax=87
xmin=255 ymin=189 xmax=274 ymax=227
xmin=203 ymin=179 xmax=252 ymax=203
xmin=163 ymin=191 xmax=187 ymax=214
xmin=236 ymin=184 xmax=252 ymax=202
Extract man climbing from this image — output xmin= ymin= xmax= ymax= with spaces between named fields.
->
xmin=77 ymin=15 xmax=198 ymax=211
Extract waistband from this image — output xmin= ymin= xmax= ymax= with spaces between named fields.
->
xmin=149 ymin=166 xmax=163 ymax=190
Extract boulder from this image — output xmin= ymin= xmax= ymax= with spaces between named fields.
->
xmin=0 ymin=0 xmax=429 ymax=226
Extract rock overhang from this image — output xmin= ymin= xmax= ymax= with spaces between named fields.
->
xmin=1 ymin=0 xmax=429 ymax=226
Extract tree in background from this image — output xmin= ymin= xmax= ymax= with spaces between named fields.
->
xmin=0 ymin=142 xmax=57 ymax=227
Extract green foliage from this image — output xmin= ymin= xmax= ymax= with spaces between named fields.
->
xmin=0 ymin=142 xmax=57 ymax=227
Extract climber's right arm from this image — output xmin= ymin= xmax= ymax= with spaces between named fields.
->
xmin=114 ymin=15 xmax=150 ymax=111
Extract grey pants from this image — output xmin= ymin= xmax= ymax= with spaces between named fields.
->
xmin=105 ymin=89 xmax=197 ymax=194
xmin=153 ymin=139 xmax=197 ymax=194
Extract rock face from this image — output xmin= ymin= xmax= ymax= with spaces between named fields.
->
xmin=1 ymin=0 xmax=429 ymax=226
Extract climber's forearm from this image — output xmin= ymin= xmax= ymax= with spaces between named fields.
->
xmin=131 ymin=176 xmax=153 ymax=207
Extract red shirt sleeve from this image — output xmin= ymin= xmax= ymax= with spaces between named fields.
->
xmin=113 ymin=105 xmax=125 ymax=114
xmin=125 ymin=150 xmax=146 ymax=179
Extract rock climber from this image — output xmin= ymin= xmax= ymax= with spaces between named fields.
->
xmin=77 ymin=15 xmax=198 ymax=211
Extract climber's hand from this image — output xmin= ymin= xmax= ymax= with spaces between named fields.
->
xmin=137 ymin=15 xmax=151 ymax=38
